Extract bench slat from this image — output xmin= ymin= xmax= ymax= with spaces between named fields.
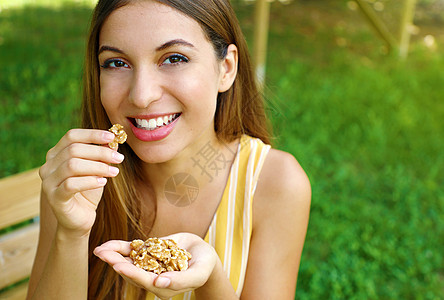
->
xmin=0 ymin=168 xmax=41 ymax=229
xmin=0 ymin=281 xmax=28 ymax=300
xmin=0 ymin=222 xmax=39 ymax=290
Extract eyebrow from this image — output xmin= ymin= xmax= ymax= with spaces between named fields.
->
xmin=98 ymin=39 xmax=195 ymax=56
xmin=98 ymin=45 xmax=125 ymax=55
xmin=156 ymin=39 xmax=195 ymax=52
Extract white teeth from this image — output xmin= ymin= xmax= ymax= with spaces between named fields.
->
xmin=135 ymin=114 xmax=178 ymax=130
xmin=148 ymin=119 xmax=157 ymax=129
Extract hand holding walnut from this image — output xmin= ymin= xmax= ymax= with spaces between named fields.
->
xmin=94 ymin=233 xmax=218 ymax=299
xmin=38 ymin=127 xmax=125 ymax=236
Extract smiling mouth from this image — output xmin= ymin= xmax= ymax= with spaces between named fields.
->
xmin=131 ymin=113 xmax=181 ymax=131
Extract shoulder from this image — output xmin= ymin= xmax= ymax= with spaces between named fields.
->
xmin=241 ymin=149 xmax=311 ymax=298
xmin=254 ymin=148 xmax=311 ymax=220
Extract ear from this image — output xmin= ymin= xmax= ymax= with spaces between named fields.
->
xmin=218 ymin=44 xmax=238 ymax=93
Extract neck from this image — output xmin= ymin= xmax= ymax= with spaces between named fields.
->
xmin=141 ymin=131 xmax=237 ymax=199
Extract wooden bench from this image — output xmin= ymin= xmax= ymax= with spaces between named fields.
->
xmin=0 ymin=168 xmax=41 ymax=300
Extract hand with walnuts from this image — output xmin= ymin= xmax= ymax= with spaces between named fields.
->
xmin=93 ymin=233 xmax=219 ymax=299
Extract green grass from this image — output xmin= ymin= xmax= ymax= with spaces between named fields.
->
xmin=254 ymin=3 xmax=444 ymax=299
xmin=0 ymin=3 xmax=91 ymax=176
xmin=0 ymin=0 xmax=97 ymax=10
xmin=1 ymin=1 xmax=443 ymax=299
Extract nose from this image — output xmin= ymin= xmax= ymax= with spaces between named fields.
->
xmin=129 ymin=66 xmax=163 ymax=108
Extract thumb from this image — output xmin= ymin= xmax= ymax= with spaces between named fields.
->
xmin=154 ymin=276 xmax=172 ymax=289
xmin=153 ymin=266 xmax=209 ymax=291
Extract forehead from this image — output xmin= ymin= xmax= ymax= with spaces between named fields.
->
xmin=99 ymin=1 xmax=208 ymax=49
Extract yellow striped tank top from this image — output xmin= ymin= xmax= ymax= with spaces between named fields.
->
xmin=130 ymin=135 xmax=271 ymax=300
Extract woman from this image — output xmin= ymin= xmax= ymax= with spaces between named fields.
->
xmin=27 ymin=0 xmax=311 ymax=299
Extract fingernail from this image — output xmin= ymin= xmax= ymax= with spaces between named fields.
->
xmin=97 ymin=177 xmax=107 ymax=185
xmin=155 ymin=276 xmax=171 ymax=288
xmin=113 ymin=265 xmax=122 ymax=274
xmin=93 ymin=247 xmax=101 ymax=256
xmin=104 ymin=131 xmax=115 ymax=141
xmin=112 ymin=151 xmax=125 ymax=163
xmin=109 ymin=166 xmax=120 ymax=176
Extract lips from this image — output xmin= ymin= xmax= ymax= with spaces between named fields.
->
xmin=128 ymin=113 xmax=181 ymax=142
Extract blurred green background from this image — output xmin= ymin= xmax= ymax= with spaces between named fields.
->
xmin=0 ymin=0 xmax=443 ymax=298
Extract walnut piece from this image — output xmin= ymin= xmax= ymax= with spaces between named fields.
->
xmin=108 ymin=124 xmax=127 ymax=150
xmin=130 ymin=238 xmax=192 ymax=274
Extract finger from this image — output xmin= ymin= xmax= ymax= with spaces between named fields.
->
xmin=42 ymin=158 xmax=118 ymax=200
xmin=59 ymin=143 xmax=125 ymax=165
xmin=115 ymin=264 xmax=175 ymax=299
xmin=95 ymin=250 xmax=132 ymax=268
xmin=53 ymin=176 xmax=107 ymax=202
xmin=47 ymin=129 xmax=115 ymax=161
xmin=109 ymin=254 xmax=193 ymax=298
xmin=93 ymin=247 xmax=157 ymax=288
xmin=113 ymin=261 xmax=158 ymax=283
xmin=119 ymin=272 xmax=147 ymax=290
xmin=41 ymin=143 xmax=124 ymax=182
xmin=49 ymin=157 xmax=119 ymax=188
xmin=113 ymin=263 xmax=172 ymax=296
xmin=155 ymin=239 xmax=215 ymax=291
xmin=154 ymin=268 xmax=206 ymax=291
xmin=94 ymin=250 xmax=159 ymax=290
xmin=94 ymin=242 xmax=173 ymax=294
xmin=94 ymin=240 xmax=132 ymax=257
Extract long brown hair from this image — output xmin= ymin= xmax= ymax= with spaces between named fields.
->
xmin=83 ymin=0 xmax=272 ymax=298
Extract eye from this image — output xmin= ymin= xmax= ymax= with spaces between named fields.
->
xmin=162 ymin=54 xmax=189 ymax=65
xmin=100 ymin=59 xmax=129 ymax=69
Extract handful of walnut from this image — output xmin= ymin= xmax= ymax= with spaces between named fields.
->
xmin=130 ymin=238 xmax=192 ymax=274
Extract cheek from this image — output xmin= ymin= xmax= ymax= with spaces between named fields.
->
xmin=177 ymin=78 xmax=218 ymax=125
xmin=175 ymin=69 xmax=220 ymax=110
xmin=100 ymin=75 xmax=128 ymax=116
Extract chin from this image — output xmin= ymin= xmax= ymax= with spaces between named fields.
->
xmin=128 ymin=140 xmax=183 ymax=165
xmin=134 ymin=148 xmax=176 ymax=164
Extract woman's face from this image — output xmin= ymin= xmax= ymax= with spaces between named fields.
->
xmin=98 ymin=0 xmax=235 ymax=163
